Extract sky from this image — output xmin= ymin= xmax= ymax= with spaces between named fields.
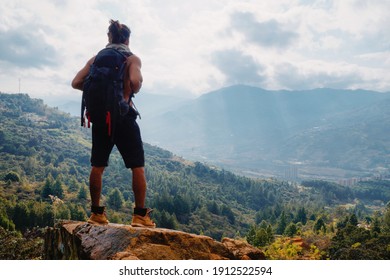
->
xmin=0 ymin=0 xmax=389 ymax=101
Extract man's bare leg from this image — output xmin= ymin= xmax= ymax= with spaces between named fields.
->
xmin=132 ymin=167 xmax=146 ymax=209
xmin=89 ymin=166 xmax=105 ymax=207
xmin=88 ymin=166 xmax=109 ymax=224
xmin=131 ymin=166 xmax=156 ymax=227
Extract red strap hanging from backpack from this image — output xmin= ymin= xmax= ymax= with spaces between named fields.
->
xmin=87 ymin=113 xmax=91 ymax=128
xmin=106 ymin=111 xmax=111 ymax=136
xmin=83 ymin=111 xmax=91 ymax=128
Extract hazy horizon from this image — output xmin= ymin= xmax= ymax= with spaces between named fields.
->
xmin=1 ymin=0 xmax=389 ymax=101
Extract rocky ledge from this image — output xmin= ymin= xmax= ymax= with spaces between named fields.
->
xmin=44 ymin=221 xmax=265 ymax=260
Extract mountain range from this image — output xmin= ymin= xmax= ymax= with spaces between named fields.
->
xmin=52 ymin=85 xmax=390 ymax=181
xmin=136 ymin=85 xmax=390 ymax=181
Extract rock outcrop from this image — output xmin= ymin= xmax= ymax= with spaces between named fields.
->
xmin=44 ymin=221 xmax=265 ymax=260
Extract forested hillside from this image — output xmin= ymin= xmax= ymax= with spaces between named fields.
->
xmin=0 ymin=93 xmax=389 ymax=260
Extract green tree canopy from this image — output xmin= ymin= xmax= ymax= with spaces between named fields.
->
xmin=107 ymin=188 xmax=124 ymax=211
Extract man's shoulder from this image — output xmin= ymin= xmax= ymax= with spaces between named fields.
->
xmin=88 ymin=56 xmax=96 ymax=65
xmin=127 ymin=53 xmax=140 ymax=59
xmin=126 ymin=53 xmax=141 ymax=65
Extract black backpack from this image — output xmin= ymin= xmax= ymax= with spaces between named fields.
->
xmin=81 ymin=47 xmax=136 ymax=140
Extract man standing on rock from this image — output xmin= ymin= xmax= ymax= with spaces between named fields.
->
xmin=71 ymin=19 xmax=155 ymax=228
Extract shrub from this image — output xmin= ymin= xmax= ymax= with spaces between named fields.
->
xmin=4 ymin=171 xmax=20 ymax=182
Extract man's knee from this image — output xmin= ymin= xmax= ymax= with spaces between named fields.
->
xmin=132 ymin=166 xmax=144 ymax=175
xmin=91 ymin=166 xmax=105 ymax=175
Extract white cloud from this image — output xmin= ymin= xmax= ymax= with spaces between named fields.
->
xmin=274 ymin=61 xmax=365 ymax=90
xmin=211 ymin=49 xmax=266 ymax=87
xmin=0 ymin=26 xmax=58 ymax=68
xmin=229 ymin=12 xmax=298 ymax=48
xmin=0 ymin=0 xmax=389 ymax=101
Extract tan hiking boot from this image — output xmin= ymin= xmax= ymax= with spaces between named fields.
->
xmin=131 ymin=208 xmax=156 ymax=228
xmin=88 ymin=206 xmax=109 ymax=225
xmin=88 ymin=212 xmax=109 ymax=225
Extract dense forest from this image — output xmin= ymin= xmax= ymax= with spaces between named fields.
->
xmin=0 ymin=93 xmax=389 ymax=260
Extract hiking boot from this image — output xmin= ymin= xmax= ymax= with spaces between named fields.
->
xmin=87 ymin=206 xmax=109 ymax=225
xmin=131 ymin=208 xmax=156 ymax=228
xmin=88 ymin=213 xmax=109 ymax=225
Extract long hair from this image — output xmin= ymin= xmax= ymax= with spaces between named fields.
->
xmin=108 ymin=19 xmax=131 ymax=44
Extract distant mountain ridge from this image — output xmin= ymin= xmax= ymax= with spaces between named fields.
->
xmin=138 ymin=85 xmax=390 ymax=180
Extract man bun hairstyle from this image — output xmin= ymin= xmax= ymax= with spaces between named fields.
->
xmin=108 ymin=19 xmax=131 ymax=44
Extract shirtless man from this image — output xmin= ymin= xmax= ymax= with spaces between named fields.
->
xmin=71 ymin=19 xmax=155 ymax=228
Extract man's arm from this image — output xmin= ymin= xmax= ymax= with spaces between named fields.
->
xmin=71 ymin=56 xmax=95 ymax=91
xmin=128 ymin=55 xmax=143 ymax=94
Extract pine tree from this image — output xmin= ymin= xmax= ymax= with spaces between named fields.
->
xmin=77 ymin=185 xmax=88 ymax=200
xmin=259 ymin=220 xmax=268 ymax=230
xmin=42 ymin=204 xmax=55 ymax=227
xmin=0 ymin=207 xmax=15 ymax=231
xmin=4 ymin=171 xmax=20 ymax=182
xmin=255 ymin=228 xmax=269 ymax=247
xmin=68 ymin=177 xmax=80 ymax=192
xmin=54 ymin=204 xmax=71 ymax=220
xmin=41 ymin=175 xmax=54 ymax=198
xmin=313 ymin=217 xmax=326 ymax=233
xmin=246 ymin=224 xmax=257 ymax=245
xmin=157 ymin=210 xmax=178 ymax=229
xmin=349 ymin=213 xmax=358 ymax=227
xmin=221 ymin=205 xmax=235 ymax=224
xmin=107 ymin=188 xmax=124 ymax=210
xmin=52 ymin=178 xmax=64 ymax=199
xmin=295 ymin=207 xmax=307 ymax=225
xmin=13 ymin=202 xmax=30 ymax=231
xmin=207 ymin=201 xmax=220 ymax=215
xmin=371 ymin=214 xmax=381 ymax=235
xmin=284 ymin=222 xmax=298 ymax=237
xmin=276 ymin=211 xmax=287 ymax=235
xmin=69 ymin=204 xmax=87 ymax=221
xmin=266 ymin=224 xmax=274 ymax=243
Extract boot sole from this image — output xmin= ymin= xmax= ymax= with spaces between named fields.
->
xmin=131 ymin=222 xmax=156 ymax=228
xmin=87 ymin=219 xmax=109 ymax=225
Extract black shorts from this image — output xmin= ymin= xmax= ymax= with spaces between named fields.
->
xmin=91 ymin=114 xmax=144 ymax=168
